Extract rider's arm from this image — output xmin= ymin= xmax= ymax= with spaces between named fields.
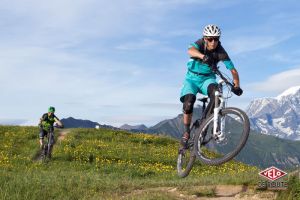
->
xmin=188 ymin=46 xmax=205 ymax=59
xmin=230 ymin=68 xmax=240 ymax=88
xmin=54 ymin=116 xmax=64 ymax=128
xmin=39 ymin=114 xmax=47 ymax=126
xmin=221 ymin=53 xmax=240 ymax=88
xmin=38 ymin=118 xmax=43 ymax=127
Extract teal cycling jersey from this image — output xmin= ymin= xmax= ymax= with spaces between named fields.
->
xmin=187 ymin=38 xmax=235 ymax=75
xmin=180 ymin=38 xmax=235 ymax=101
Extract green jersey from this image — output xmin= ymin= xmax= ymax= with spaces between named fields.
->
xmin=40 ymin=113 xmax=59 ymax=131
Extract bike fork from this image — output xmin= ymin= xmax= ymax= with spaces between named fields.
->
xmin=213 ymin=91 xmax=225 ymax=142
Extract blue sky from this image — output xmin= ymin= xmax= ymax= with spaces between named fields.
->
xmin=1 ymin=0 xmax=300 ymax=126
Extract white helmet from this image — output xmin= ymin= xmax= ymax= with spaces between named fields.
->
xmin=203 ymin=24 xmax=221 ymax=37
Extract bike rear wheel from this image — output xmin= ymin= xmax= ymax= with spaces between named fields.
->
xmin=194 ymin=107 xmax=250 ymax=165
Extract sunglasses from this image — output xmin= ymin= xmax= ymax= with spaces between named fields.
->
xmin=205 ymin=37 xmax=220 ymax=42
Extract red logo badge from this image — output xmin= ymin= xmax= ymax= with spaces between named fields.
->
xmin=259 ymin=166 xmax=287 ymax=181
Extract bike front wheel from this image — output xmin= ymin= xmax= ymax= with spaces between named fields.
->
xmin=194 ymin=107 xmax=250 ymax=165
xmin=177 ymin=144 xmax=196 ymax=178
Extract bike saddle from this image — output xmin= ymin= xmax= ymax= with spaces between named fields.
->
xmin=197 ymin=97 xmax=208 ymax=103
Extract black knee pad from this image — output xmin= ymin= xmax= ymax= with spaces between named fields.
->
xmin=182 ymin=94 xmax=196 ymax=114
xmin=204 ymin=84 xmax=220 ymax=117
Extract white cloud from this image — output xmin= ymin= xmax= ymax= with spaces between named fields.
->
xmin=1 ymin=0 xmax=299 ymax=126
xmin=227 ymin=35 xmax=292 ymax=55
xmin=0 ymin=41 xmax=183 ymax=125
xmin=268 ymin=49 xmax=300 ymax=63
xmin=0 ymin=0 xmax=210 ymax=43
xmin=140 ymin=0 xmax=209 ymax=7
xmin=247 ymin=67 xmax=300 ymax=94
xmin=101 ymin=114 xmax=174 ymax=127
xmin=0 ymin=118 xmax=28 ymax=125
xmin=141 ymin=103 xmax=181 ymax=109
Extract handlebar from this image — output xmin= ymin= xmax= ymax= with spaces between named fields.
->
xmin=212 ymin=66 xmax=234 ymax=88
xmin=53 ymin=124 xmax=64 ymax=129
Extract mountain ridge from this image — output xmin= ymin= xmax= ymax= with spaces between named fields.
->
xmin=246 ymin=85 xmax=300 ymax=140
xmin=61 ymin=117 xmax=118 ymax=130
xmin=119 ymin=124 xmax=148 ymax=131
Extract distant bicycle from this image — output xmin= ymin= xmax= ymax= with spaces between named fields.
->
xmin=177 ymin=67 xmax=250 ymax=178
xmin=41 ymin=124 xmax=63 ymax=161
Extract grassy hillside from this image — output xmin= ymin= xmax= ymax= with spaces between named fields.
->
xmin=277 ymin=175 xmax=300 ymax=200
xmin=0 ymin=125 xmax=260 ymax=199
xmin=236 ymin=129 xmax=300 ymax=169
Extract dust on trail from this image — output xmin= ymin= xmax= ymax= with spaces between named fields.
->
xmin=123 ymin=185 xmax=277 ymax=200
xmin=57 ymin=129 xmax=71 ymax=141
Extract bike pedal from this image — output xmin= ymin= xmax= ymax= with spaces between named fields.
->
xmin=178 ymin=146 xmax=188 ymax=154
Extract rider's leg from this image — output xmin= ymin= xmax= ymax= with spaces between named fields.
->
xmin=203 ymin=83 xmax=219 ymax=118
xmin=183 ymin=113 xmax=192 ymax=140
xmin=39 ymin=127 xmax=45 ymax=148
xmin=181 ymin=94 xmax=196 ymax=146
xmin=39 ymin=138 xmax=43 ymax=147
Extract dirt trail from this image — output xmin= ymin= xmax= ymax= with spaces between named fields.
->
xmin=123 ymin=185 xmax=277 ymax=200
xmin=201 ymin=185 xmax=276 ymax=200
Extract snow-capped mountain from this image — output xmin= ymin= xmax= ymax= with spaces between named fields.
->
xmin=246 ymin=86 xmax=300 ymax=140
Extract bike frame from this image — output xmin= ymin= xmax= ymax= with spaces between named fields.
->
xmin=47 ymin=131 xmax=54 ymax=149
xmin=189 ymin=68 xmax=234 ymax=144
xmin=42 ymin=129 xmax=54 ymax=159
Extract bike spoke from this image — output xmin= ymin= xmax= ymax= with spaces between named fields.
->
xmin=195 ymin=108 xmax=250 ymax=165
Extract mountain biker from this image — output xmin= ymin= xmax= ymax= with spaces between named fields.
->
xmin=180 ymin=24 xmax=243 ymax=148
xmin=39 ymin=106 xmax=64 ymax=148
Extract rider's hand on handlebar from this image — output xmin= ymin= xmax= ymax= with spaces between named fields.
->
xmin=54 ymin=122 xmax=64 ymax=128
xmin=231 ymin=86 xmax=243 ymax=96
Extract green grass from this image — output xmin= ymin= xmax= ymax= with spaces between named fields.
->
xmin=0 ymin=126 xmax=260 ymax=199
xmin=277 ymin=175 xmax=300 ymax=200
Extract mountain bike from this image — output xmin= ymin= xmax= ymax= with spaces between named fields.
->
xmin=177 ymin=67 xmax=250 ymax=178
xmin=41 ymin=124 xmax=63 ymax=161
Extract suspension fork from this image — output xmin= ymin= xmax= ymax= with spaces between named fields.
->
xmin=213 ymin=91 xmax=225 ymax=141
